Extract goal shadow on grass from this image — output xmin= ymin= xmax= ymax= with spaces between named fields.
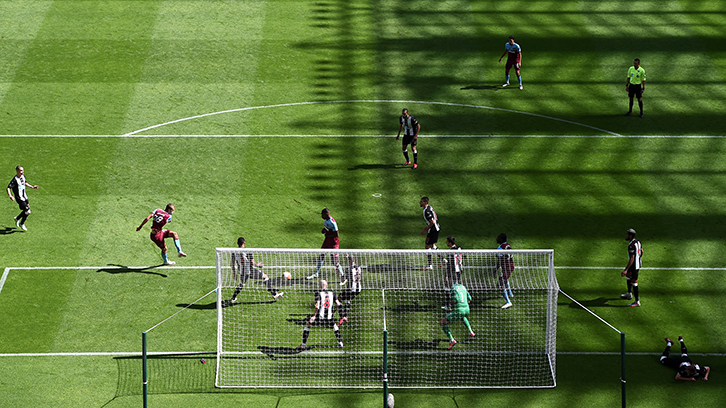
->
xmin=561 ymin=296 xmax=629 ymax=308
xmin=95 ymin=264 xmax=168 ymax=277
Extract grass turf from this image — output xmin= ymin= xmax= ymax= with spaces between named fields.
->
xmin=1 ymin=0 xmax=726 ymax=406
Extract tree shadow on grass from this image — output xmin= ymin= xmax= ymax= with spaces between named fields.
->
xmin=96 ymin=264 xmax=168 ymax=277
xmin=460 ymin=84 xmax=502 ymax=90
xmin=348 ymin=163 xmax=407 ymax=170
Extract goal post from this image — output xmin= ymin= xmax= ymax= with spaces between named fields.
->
xmin=215 ymin=248 xmax=558 ymax=389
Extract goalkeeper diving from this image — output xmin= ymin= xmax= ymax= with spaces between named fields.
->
xmin=440 ymin=283 xmax=476 ymax=349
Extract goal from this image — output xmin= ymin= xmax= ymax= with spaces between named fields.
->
xmin=215 ymin=248 xmax=558 ymax=389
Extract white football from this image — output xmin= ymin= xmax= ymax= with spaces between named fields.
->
xmin=387 ymin=393 xmax=394 ymax=408
xmin=282 ymin=271 xmax=291 ymax=280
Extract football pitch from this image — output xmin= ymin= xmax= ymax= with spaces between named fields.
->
xmin=1 ymin=0 xmax=725 ymax=407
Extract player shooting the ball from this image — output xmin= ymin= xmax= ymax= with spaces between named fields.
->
xmin=229 ymin=237 xmax=283 ymax=303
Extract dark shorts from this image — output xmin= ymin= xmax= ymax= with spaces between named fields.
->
xmin=445 ymin=270 xmax=461 ymax=286
xmin=661 ymin=356 xmax=690 ymax=370
xmin=309 ymin=317 xmax=337 ymax=328
xmin=500 ymin=263 xmax=514 ymax=281
xmin=340 ymin=289 xmax=361 ymax=303
xmin=506 ymin=57 xmax=520 ymax=70
xmin=628 ymin=84 xmax=643 ymax=98
xmin=150 ymin=229 xmax=172 ymax=250
xmin=402 ymin=134 xmax=417 ymax=147
xmin=322 ymin=237 xmax=339 ymax=249
xmin=247 ymin=268 xmax=265 ymax=280
xmin=426 ymin=229 xmax=439 ymax=245
xmin=626 ymin=268 xmax=639 ymax=282
xmin=17 ymin=199 xmax=29 ymax=212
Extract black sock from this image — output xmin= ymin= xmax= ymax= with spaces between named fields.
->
xmin=334 ymin=329 xmax=342 ymax=343
xmin=662 ymin=343 xmax=671 ymax=358
xmin=413 ymin=151 xmax=418 ymax=164
xmin=265 ymin=279 xmax=277 ymax=296
xmin=427 ymin=253 xmax=432 ymax=267
xmin=626 ymin=280 xmax=633 ymax=293
xmin=629 ymin=100 xmax=633 ymax=112
xmin=302 ymin=329 xmax=310 ymax=344
xmin=403 ymin=150 xmax=410 ymax=162
xmin=232 ymin=284 xmax=244 ymax=299
xmin=633 ymin=285 xmax=639 ymax=302
xmin=680 ymin=339 xmax=687 ymax=355
xmin=638 ymin=100 xmax=643 ymax=114
xmin=16 ymin=211 xmax=24 ymax=220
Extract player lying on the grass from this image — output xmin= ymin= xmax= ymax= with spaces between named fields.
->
xmin=299 ymin=280 xmax=343 ymax=350
xmin=441 ymin=236 xmax=463 ymax=310
xmin=307 ymin=208 xmax=346 ymax=285
xmin=136 ymin=203 xmax=186 ymax=265
xmin=7 ymin=165 xmax=38 ymax=232
xmin=338 ymin=255 xmax=362 ymax=325
xmin=229 ymin=237 xmax=283 ymax=303
xmin=440 ymin=283 xmax=475 ymax=350
xmin=660 ymin=336 xmax=710 ymax=381
xmin=494 ymin=233 xmax=514 ymax=309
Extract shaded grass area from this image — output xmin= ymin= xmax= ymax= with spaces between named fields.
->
xmin=1 ymin=0 xmax=726 ymax=407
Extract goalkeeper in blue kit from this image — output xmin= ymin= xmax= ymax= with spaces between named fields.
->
xmin=440 ymin=283 xmax=476 ymax=349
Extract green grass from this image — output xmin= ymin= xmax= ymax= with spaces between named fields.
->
xmin=1 ymin=0 xmax=726 ymax=406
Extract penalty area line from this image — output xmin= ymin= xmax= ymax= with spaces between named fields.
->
xmin=3 ymin=134 xmax=726 ymax=138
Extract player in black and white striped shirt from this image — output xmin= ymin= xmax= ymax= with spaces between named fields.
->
xmin=298 ymin=280 xmax=343 ymax=350
xmin=338 ymin=255 xmax=363 ymax=325
xmin=621 ymin=228 xmax=643 ymax=307
xmin=419 ymin=197 xmax=441 ymax=270
xmin=7 ymin=166 xmax=38 ymax=231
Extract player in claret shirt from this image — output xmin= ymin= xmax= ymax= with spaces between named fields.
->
xmin=307 ymin=208 xmax=346 ymax=285
xmin=136 ymin=203 xmax=187 ymax=265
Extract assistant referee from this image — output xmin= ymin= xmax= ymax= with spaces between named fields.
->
xmin=625 ymin=58 xmax=646 ymax=118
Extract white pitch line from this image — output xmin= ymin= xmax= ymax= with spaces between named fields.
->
xmin=0 ymin=268 xmax=10 ymax=297
xmin=0 ymin=351 xmax=214 ymax=357
xmin=3 ymin=134 xmax=726 ymax=138
xmin=121 ymin=100 xmax=623 ymax=137
xmin=4 ymin=266 xmax=215 ymax=270
xmin=2 ymin=351 xmax=723 ymax=357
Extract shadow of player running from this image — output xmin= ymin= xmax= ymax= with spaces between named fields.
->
xmin=96 ymin=264 xmax=167 ymax=277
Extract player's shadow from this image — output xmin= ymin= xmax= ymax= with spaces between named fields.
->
xmin=286 ymin=314 xmax=313 ymax=326
xmin=460 ymin=84 xmax=502 ymax=90
xmin=177 ymin=301 xmax=217 ymax=310
xmin=219 ymin=299 xmax=276 ymax=308
xmin=347 ymin=163 xmax=406 ymax=170
xmin=390 ymin=337 xmax=473 ymax=350
xmin=96 ymin=264 xmax=168 ymax=277
xmin=258 ymin=345 xmax=306 ymax=359
xmin=0 ymin=226 xmax=21 ymax=235
xmin=564 ymin=297 xmax=626 ymax=308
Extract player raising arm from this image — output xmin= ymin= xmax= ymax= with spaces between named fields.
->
xmin=136 ymin=203 xmax=186 ymax=265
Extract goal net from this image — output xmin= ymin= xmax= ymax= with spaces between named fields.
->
xmin=215 ymin=248 xmax=558 ymax=389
